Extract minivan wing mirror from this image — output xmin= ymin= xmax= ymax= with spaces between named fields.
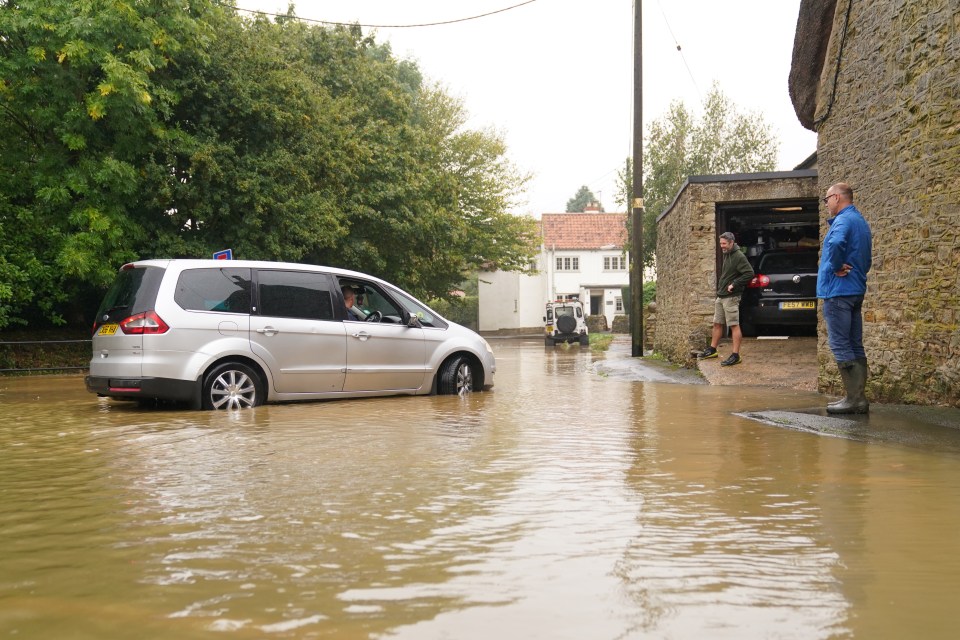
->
xmin=401 ymin=309 xmax=423 ymax=328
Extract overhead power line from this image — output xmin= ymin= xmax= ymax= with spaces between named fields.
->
xmin=231 ymin=0 xmax=538 ymax=28
xmin=654 ymin=0 xmax=701 ymax=101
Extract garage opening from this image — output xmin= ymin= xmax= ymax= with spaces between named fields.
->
xmin=716 ymin=198 xmax=820 ymax=337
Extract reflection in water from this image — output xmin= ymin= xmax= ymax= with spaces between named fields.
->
xmin=3 ymin=342 xmax=960 ymax=639
xmin=617 ymin=384 xmax=848 ymax=637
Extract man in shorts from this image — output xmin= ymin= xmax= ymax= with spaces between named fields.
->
xmin=699 ymin=231 xmax=755 ymax=366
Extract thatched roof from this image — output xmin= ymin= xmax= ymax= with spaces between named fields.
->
xmin=788 ymin=0 xmax=838 ymax=130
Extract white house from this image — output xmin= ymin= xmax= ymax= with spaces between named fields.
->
xmin=478 ymin=209 xmax=629 ymax=332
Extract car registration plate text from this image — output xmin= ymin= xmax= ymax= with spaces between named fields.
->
xmin=98 ymin=323 xmax=119 ymax=336
xmin=780 ymin=301 xmax=815 ymax=310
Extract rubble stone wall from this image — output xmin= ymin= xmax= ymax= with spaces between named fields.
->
xmin=814 ymin=0 xmax=960 ymax=406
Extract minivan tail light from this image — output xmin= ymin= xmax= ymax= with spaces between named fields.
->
xmin=120 ymin=310 xmax=170 ymax=334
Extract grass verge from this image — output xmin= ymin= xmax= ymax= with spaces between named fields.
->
xmin=589 ymin=333 xmax=615 ymax=352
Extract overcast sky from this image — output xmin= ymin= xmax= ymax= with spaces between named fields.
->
xmin=238 ymin=0 xmax=817 ymax=216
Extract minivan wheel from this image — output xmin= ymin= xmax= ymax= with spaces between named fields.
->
xmin=438 ymin=356 xmax=475 ymax=396
xmin=202 ymin=362 xmax=264 ymax=410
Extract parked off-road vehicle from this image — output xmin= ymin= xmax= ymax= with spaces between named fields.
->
xmin=544 ymin=300 xmax=589 ymax=346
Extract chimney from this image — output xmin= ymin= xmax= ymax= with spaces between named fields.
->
xmin=583 ymin=202 xmax=601 ymax=213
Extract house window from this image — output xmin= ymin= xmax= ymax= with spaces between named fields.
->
xmin=604 ymin=255 xmax=627 ymax=271
xmin=555 ymin=256 xmax=579 ymax=271
xmin=615 ymin=296 xmax=623 ymax=312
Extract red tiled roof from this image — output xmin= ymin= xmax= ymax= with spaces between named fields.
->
xmin=541 ymin=213 xmax=628 ymax=250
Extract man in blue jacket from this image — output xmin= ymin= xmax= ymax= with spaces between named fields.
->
xmin=818 ymin=182 xmax=872 ymax=414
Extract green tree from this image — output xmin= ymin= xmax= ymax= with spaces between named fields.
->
xmin=0 ymin=0 xmax=222 ymax=325
xmin=138 ymin=15 xmax=364 ymax=265
xmin=617 ymin=85 xmax=779 ymax=267
xmin=0 ymin=3 xmax=538 ymax=328
xmin=565 ymin=185 xmax=603 ymax=212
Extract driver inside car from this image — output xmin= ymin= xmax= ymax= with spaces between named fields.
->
xmin=341 ymin=287 xmax=367 ymax=321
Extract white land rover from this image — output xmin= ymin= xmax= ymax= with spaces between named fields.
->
xmin=543 ymin=300 xmax=589 ymax=346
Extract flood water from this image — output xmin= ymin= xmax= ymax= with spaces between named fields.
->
xmin=2 ymin=338 xmax=960 ymax=639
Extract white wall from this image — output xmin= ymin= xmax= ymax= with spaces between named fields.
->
xmin=478 ymin=269 xmax=545 ymax=332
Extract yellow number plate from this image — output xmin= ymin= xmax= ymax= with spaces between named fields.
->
xmin=98 ymin=323 xmax=119 ymax=336
xmin=780 ymin=301 xmax=815 ymax=310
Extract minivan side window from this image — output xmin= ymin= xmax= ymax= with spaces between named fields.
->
xmin=175 ymin=268 xmax=251 ymax=313
xmin=257 ymin=270 xmax=335 ymax=321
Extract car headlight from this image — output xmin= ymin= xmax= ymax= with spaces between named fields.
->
xmin=482 ymin=338 xmax=494 ymax=355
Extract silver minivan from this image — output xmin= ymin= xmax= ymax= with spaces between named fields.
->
xmin=85 ymin=260 xmax=495 ymax=409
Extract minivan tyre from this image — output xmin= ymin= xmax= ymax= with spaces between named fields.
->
xmin=202 ymin=362 xmax=264 ymax=410
xmin=438 ymin=355 xmax=474 ymax=395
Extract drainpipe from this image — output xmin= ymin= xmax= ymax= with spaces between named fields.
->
xmin=550 ymin=243 xmax=556 ymax=301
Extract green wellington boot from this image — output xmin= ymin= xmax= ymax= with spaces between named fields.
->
xmin=827 ymin=361 xmax=855 ymax=410
xmin=827 ymin=359 xmax=869 ymax=414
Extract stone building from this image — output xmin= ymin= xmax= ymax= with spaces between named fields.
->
xmin=655 ymin=172 xmax=818 ymax=363
xmin=790 ymin=0 xmax=960 ymax=406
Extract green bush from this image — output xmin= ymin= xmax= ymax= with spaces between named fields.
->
xmin=429 ymin=296 xmax=478 ymax=330
xmin=643 ymin=280 xmax=657 ymax=307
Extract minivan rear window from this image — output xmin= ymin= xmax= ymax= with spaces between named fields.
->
xmin=175 ymin=268 xmax=252 ymax=313
xmin=95 ymin=265 xmax=165 ymax=325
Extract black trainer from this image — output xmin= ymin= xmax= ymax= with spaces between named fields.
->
xmin=699 ymin=346 xmax=718 ymax=359
xmin=720 ymin=353 xmax=742 ymax=367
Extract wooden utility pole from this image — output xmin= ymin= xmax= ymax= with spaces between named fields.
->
xmin=631 ymin=0 xmax=645 ymax=357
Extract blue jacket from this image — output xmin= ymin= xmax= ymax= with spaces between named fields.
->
xmin=817 ymin=204 xmax=872 ymax=298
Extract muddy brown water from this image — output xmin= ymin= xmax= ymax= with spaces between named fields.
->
xmin=2 ymin=338 xmax=960 ymax=639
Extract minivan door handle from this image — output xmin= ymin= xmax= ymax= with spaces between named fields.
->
xmin=257 ymin=326 xmax=279 ymax=336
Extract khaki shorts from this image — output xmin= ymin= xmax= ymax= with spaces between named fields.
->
xmin=713 ymin=296 xmax=741 ymax=326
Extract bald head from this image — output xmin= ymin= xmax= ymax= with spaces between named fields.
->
xmin=825 ymin=182 xmax=854 ymax=216
xmin=829 ymin=182 xmax=853 ymax=204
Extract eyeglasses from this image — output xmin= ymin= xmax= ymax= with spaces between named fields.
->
xmin=821 ymin=194 xmax=838 ymax=204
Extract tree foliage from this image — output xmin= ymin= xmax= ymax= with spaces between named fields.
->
xmin=0 ymin=2 xmax=536 ymax=328
xmin=565 ymin=185 xmax=603 ymax=212
xmin=617 ymin=85 xmax=779 ymax=267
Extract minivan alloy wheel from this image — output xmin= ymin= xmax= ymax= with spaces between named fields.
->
xmin=454 ymin=361 xmax=473 ymax=396
xmin=438 ymin=355 xmax=475 ymax=396
xmin=203 ymin=362 xmax=263 ymax=410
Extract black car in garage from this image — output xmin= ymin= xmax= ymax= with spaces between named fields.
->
xmin=739 ymin=250 xmax=818 ymax=336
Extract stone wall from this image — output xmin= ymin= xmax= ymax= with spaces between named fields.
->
xmin=654 ymin=173 xmax=819 ymax=365
xmin=811 ymin=0 xmax=960 ymax=407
